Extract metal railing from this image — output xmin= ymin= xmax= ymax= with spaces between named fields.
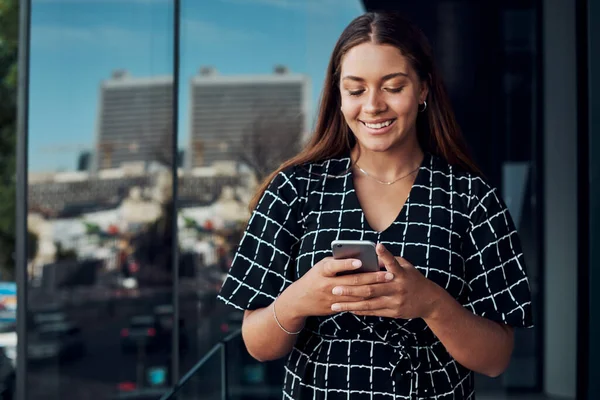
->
xmin=159 ymin=328 xmax=242 ymax=400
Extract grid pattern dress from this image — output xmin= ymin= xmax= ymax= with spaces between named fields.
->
xmin=218 ymin=153 xmax=533 ymax=399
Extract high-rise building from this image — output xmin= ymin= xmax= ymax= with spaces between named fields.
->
xmin=188 ymin=66 xmax=311 ymax=169
xmin=77 ymin=150 xmax=91 ymax=172
xmin=94 ymin=70 xmax=173 ymax=171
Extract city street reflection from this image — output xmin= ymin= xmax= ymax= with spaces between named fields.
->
xmin=170 ymin=0 xmax=366 ymax=395
xmin=24 ymin=0 xmax=365 ymax=398
xmin=26 ymin=0 xmax=175 ymax=398
xmin=175 ymin=66 xmax=310 ymax=394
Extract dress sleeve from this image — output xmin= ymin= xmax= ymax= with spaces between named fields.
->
xmin=217 ymin=168 xmax=303 ymax=311
xmin=461 ymin=185 xmax=533 ymax=328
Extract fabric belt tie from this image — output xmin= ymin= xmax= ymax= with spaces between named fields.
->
xmin=390 ymin=343 xmax=420 ymax=400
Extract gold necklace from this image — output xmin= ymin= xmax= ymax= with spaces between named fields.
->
xmin=355 ymin=163 xmax=420 ymax=185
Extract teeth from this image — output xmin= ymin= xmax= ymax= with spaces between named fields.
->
xmin=363 ymin=120 xmax=393 ymax=129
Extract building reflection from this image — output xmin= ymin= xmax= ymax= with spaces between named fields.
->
xmin=24 ymin=62 xmax=309 ymax=398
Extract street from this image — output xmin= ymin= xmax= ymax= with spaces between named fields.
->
xmin=25 ymin=290 xmax=235 ymax=400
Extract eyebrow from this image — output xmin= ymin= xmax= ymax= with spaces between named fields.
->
xmin=341 ymin=72 xmax=409 ymax=82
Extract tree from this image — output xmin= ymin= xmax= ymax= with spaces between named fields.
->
xmin=54 ymin=242 xmax=77 ymax=262
xmin=0 ymin=0 xmax=19 ymax=279
xmin=237 ymin=111 xmax=304 ymax=182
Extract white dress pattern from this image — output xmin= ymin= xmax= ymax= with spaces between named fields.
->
xmin=218 ymin=153 xmax=533 ymax=399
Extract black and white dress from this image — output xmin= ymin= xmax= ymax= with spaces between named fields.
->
xmin=218 ymin=152 xmax=533 ymax=399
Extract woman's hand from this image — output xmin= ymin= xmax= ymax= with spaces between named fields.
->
xmin=282 ymin=256 xmax=395 ymax=319
xmin=328 ymin=243 xmax=444 ymax=319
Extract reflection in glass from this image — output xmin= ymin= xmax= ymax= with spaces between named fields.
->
xmin=163 ymin=330 xmax=285 ymax=399
xmin=174 ymin=1 xmax=367 ymax=396
xmin=26 ymin=0 xmax=174 ymax=398
xmin=176 ymin=66 xmax=310 ymax=382
xmin=175 ymin=0 xmax=366 ymax=393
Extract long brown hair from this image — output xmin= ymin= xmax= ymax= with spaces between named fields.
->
xmin=249 ymin=11 xmax=482 ymax=210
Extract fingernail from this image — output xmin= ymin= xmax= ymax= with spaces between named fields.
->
xmin=385 ymin=273 xmax=394 ymax=281
xmin=332 ymin=287 xmax=343 ymax=295
xmin=352 ymin=260 xmax=362 ymax=268
xmin=331 ymin=304 xmax=341 ymax=311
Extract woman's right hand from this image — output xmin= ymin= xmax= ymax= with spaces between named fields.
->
xmin=279 ymin=257 xmax=395 ymax=319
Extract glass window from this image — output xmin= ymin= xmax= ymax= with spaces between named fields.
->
xmin=27 ymin=1 xmax=175 ymax=398
xmin=176 ymin=0 xmax=364 ymax=395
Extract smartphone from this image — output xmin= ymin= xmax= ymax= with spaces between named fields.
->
xmin=331 ymin=240 xmax=380 ymax=275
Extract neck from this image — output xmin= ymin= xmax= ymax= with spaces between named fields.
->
xmin=351 ymin=137 xmax=424 ymax=183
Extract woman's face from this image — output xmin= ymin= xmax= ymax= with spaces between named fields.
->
xmin=339 ymin=42 xmax=428 ymax=153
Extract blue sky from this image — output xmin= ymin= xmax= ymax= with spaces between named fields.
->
xmin=28 ymin=0 xmax=364 ymax=172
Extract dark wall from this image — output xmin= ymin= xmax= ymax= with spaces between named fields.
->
xmin=362 ymin=0 xmax=537 ymax=189
xmin=586 ymin=0 xmax=600 ymax=397
xmin=362 ymin=0 xmax=542 ymax=393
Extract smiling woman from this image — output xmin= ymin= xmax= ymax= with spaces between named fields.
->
xmin=340 ymin=45 xmax=424 ymax=146
xmin=218 ymin=11 xmax=533 ymax=400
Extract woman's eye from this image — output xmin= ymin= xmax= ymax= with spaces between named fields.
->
xmin=347 ymin=89 xmax=364 ymax=96
xmin=385 ymin=87 xmax=404 ymax=93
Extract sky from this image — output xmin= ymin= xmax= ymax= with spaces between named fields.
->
xmin=28 ymin=0 xmax=364 ymax=172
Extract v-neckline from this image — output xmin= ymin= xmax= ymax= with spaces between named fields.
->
xmin=346 ymin=153 xmax=429 ymax=235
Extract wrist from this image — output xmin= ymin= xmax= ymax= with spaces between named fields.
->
xmin=275 ymin=285 xmax=306 ymax=329
xmin=423 ymin=283 xmax=449 ymax=322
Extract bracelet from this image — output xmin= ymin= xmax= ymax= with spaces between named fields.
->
xmin=272 ymin=297 xmax=303 ymax=335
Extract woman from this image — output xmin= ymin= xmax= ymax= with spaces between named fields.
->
xmin=218 ymin=11 xmax=533 ymax=399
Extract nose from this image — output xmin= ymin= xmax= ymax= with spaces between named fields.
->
xmin=363 ymin=89 xmax=387 ymax=115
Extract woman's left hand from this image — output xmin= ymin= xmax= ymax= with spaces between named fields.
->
xmin=330 ymin=243 xmax=445 ymax=319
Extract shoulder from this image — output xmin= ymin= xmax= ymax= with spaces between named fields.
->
xmin=427 ymin=154 xmax=500 ymax=213
xmin=261 ymin=156 xmax=350 ymax=218
xmin=295 ymin=156 xmax=352 ymax=177
xmin=263 ymin=155 xmax=349 ymax=205
xmin=291 ymin=155 xmax=352 ymax=189
xmin=264 ymin=165 xmax=303 ymax=206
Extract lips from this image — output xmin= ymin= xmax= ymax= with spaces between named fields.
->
xmin=360 ymin=118 xmax=396 ymax=130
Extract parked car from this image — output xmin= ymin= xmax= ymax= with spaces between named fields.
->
xmin=28 ymin=322 xmax=85 ymax=363
xmin=120 ymin=315 xmax=168 ymax=353
xmin=153 ymin=304 xmax=188 ymax=349
xmin=121 ymin=311 xmax=187 ymax=354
